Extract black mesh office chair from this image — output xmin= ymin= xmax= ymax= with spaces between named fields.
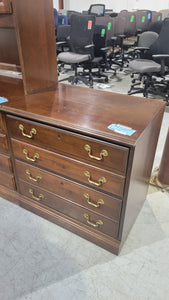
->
xmin=128 ymin=19 xmax=169 ymax=103
xmin=88 ymin=4 xmax=105 ymax=16
xmin=58 ymin=14 xmax=96 ymax=86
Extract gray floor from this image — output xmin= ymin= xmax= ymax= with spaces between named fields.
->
xmin=1 ymin=71 xmax=169 ymax=300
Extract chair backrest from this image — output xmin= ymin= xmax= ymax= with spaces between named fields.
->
xmin=138 ymin=31 xmax=159 ymax=48
xmin=151 ymin=11 xmax=162 ymax=23
xmin=93 ymin=24 xmax=107 ymax=57
xmin=119 ymin=11 xmax=136 ymax=36
xmin=135 ymin=10 xmax=152 ymax=32
xmin=88 ymin=4 xmax=105 ymax=16
xmin=57 ymin=25 xmax=71 ymax=42
xmin=69 ymin=14 xmax=96 ymax=57
xmin=150 ymin=18 xmax=169 ymax=66
xmin=67 ymin=10 xmax=82 ymax=25
xmin=58 ymin=15 xmax=68 ymax=26
xmin=113 ymin=15 xmax=125 ymax=36
xmin=96 ymin=16 xmax=115 ymax=46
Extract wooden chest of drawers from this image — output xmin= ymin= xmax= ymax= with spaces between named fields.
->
xmin=0 ymin=84 xmax=165 ymax=254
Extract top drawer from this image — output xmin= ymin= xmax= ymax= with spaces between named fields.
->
xmin=6 ymin=115 xmax=129 ymax=175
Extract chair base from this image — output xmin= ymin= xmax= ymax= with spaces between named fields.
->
xmin=128 ymin=73 xmax=169 ymax=105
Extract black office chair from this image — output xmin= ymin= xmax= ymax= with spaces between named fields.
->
xmin=128 ymin=19 xmax=169 ymax=103
xmin=57 ymin=14 xmax=96 ymax=87
xmin=88 ymin=4 xmax=105 ymax=16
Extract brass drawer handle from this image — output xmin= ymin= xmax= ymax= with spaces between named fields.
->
xmin=26 ymin=169 xmax=42 ymax=182
xmin=84 ymin=171 xmax=106 ymax=186
xmin=83 ymin=213 xmax=103 ymax=228
xmin=84 ymin=144 xmax=108 ymax=161
xmin=23 ymin=149 xmax=39 ymax=162
xmin=19 ymin=124 xmax=37 ymax=139
xmin=83 ymin=193 xmax=104 ymax=208
xmin=29 ymin=189 xmax=44 ymax=201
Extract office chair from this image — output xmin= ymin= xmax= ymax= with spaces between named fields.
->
xmin=78 ymin=24 xmax=109 ymax=84
xmin=109 ymin=15 xmax=129 ymax=70
xmin=91 ymin=24 xmax=109 ymax=80
xmin=120 ymin=11 xmax=137 ymax=47
xmin=57 ymin=14 xmax=96 ymax=87
xmin=88 ymin=4 xmax=105 ymax=16
xmin=128 ymin=19 xmax=169 ymax=103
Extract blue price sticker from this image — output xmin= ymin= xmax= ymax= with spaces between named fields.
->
xmin=0 ymin=97 xmax=8 ymax=104
xmin=108 ymin=124 xmax=136 ymax=136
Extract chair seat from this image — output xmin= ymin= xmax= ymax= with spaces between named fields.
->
xmin=58 ymin=52 xmax=90 ymax=64
xmin=129 ymin=59 xmax=161 ymax=73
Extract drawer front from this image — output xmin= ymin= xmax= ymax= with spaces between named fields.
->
xmin=0 ymin=133 xmax=8 ymax=154
xmin=0 ymin=170 xmax=15 ymax=190
xmin=7 ymin=115 xmax=129 ymax=175
xmin=12 ymin=139 xmax=125 ymax=197
xmin=0 ymin=153 xmax=12 ymax=173
xmin=15 ymin=160 xmax=122 ymax=221
xmin=19 ymin=180 xmax=119 ymax=238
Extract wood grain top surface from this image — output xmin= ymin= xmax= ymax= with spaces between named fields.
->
xmin=0 ymin=82 xmax=165 ymax=145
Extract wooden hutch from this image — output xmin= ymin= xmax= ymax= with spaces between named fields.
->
xmin=0 ymin=0 xmax=165 ymax=254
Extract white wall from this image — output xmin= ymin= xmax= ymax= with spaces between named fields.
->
xmin=63 ymin=0 xmax=169 ymax=12
xmin=53 ymin=0 xmax=58 ymax=9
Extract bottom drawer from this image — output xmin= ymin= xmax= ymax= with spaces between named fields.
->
xmin=19 ymin=180 xmax=119 ymax=239
xmin=0 ymin=171 xmax=15 ymax=190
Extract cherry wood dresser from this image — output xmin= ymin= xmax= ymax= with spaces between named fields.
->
xmin=0 ymin=0 xmax=166 ymax=254
xmin=0 ymin=83 xmax=165 ymax=254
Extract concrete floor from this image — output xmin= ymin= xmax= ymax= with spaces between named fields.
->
xmin=1 ymin=71 xmax=169 ymax=300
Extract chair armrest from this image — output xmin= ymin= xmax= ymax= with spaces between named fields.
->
xmin=134 ymin=47 xmax=150 ymax=51
xmin=84 ymin=44 xmax=94 ymax=49
xmin=111 ymin=36 xmax=118 ymax=41
xmin=152 ymin=54 xmax=169 ymax=75
xmin=56 ymin=41 xmax=67 ymax=46
xmin=100 ymin=47 xmax=110 ymax=52
xmin=118 ymin=34 xmax=126 ymax=39
xmin=152 ymin=54 xmax=169 ymax=59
